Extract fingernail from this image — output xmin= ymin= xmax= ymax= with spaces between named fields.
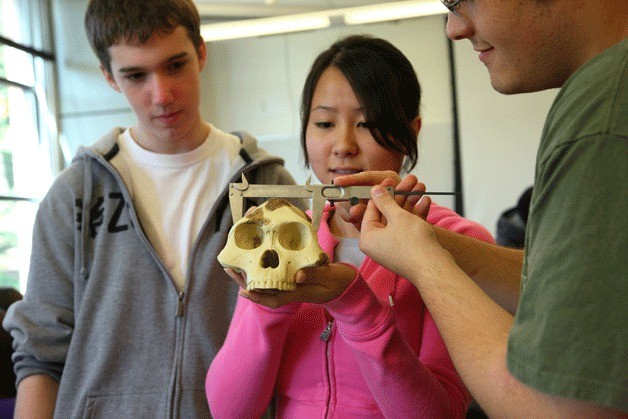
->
xmin=371 ymin=186 xmax=386 ymax=197
xmin=295 ymin=271 xmax=305 ymax=283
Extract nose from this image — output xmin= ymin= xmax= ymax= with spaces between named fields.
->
xmin=332 ymin=125 xmax=359 ymax=157
xmin=151 ymin=74 xmax=175 ymax=106
xmin=445 ymin=12 xmax=474 ymax=41
xmin=261 ymin=249 xmax=279 ymax=269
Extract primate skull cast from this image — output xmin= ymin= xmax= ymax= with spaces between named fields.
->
xmin=218 ymin=198 xmax=329 ymax=292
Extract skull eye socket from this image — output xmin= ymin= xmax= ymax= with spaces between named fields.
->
xmin=277 ymin=222 xmax=310 ymax=251
xmin=233 ymin=222 xmax=264 ymax=250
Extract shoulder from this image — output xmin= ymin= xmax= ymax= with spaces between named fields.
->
xmin=542 ymin=39 xmax=627 ymax=159
xmin=86 ymin=127 xmax=125 ymax=157
xmin=43 ymin=136 xmax=122 ymax=208
xmin=227 ymin=130 xmax=276 ymax=163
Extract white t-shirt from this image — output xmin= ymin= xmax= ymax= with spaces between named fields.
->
xmin=110 ymin=125 xmax=245 ymax=290
xmin=335 ymin=237 xmax=365 ymax=268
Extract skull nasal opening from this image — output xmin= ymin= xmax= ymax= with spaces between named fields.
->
xmin=260 ymin=249 xmax=280 ymax=269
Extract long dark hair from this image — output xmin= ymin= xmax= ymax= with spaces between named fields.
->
xmin=300 ymin=35 xmax=421 ymax=172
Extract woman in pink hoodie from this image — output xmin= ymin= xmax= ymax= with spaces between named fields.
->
xmin=206 ymin=35 xmax=494 ymax=418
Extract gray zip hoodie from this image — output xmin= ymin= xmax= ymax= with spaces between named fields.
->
xmin=3 ymin=127 xmax=302 ymax=418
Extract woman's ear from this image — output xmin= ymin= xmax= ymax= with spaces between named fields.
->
xmin=411 ymin=116 xmax=422 ymax=136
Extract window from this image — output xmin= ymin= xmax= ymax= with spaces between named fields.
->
xmin=0 ymin=0 xmax=57 ymax=292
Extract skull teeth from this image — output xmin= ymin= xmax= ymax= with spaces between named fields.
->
xmin=246 ymin=280 xmax=297 ymax=292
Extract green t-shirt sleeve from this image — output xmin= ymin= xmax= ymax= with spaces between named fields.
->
xmin=507 ymin=133 xmax=628 ymax=410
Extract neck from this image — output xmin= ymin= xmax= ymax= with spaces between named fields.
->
xmin=131 ymin=120 xmax=210 ymax=154
xmin=572 ymin=2 xmax=627 ymax=69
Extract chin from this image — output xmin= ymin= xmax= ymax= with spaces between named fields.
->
xmin=490 ymin=72 xmax=561 ymax=95
xmin=490 ymin=78 xmax=528 ymax=95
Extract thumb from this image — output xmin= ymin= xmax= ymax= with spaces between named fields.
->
xmin=369 ymin=185 xmax=400 ymax=218
xmin=362 ymin=185 xmax=398 ymax=230
xmin=295 ymin=267 xmax=319 ymax=284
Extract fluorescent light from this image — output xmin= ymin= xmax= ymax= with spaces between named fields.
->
xmin=201 ymin=14 xmax=330 ymax=41
xmin=344 ymin=1 xmax=447 ymax=25
xmin=200 ymin=1 xmax=447 ymax=42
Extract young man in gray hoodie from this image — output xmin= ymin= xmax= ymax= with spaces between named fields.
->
xmin=3 ymin=0 xmax=302 ymax=417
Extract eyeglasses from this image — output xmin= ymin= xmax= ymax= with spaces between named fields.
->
xmin=441 ymin=0 xmax=462 ymax=16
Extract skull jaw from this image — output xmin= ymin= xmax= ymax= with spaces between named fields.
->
xmin=247 ymin=279 xmax=296 ymax=292
xmin=246 ymin=267 xmax=298 ymax=292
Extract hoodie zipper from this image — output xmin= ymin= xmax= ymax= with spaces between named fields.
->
xmin=320 ymin=321 xmax=333 ymax=342
xmin=169 ymin=291 xmax=187 ymax=418
xmin=320 ymin=319 xmax=334 ymax=418
xmin=176 ymin=291 xmax=185 ymax=317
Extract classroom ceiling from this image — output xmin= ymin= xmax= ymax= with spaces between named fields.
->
xmin=193 ymin=0 xmax=401 ymax=22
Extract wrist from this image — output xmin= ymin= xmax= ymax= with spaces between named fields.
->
xmin=405 ymin=244 xmax=458 ymax=287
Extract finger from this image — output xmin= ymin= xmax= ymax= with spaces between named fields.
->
xmin=294 ymin=266 xmax=338 ymax=287
xmin=395 ymin=174 xmax=418 ymax=191
xmin=348 ymin=204 xmax=367 ymax=231
xmin=394 ymin=175 xmax=419 ymax=209
xmin=370 ymin=185 xmax=403 ymax=220
xmin=294 ymin=265 xmax=347 ymax=285
xmin=239 ymin=289 xmax=296 ymax=309
xmin=333 ymin=170 xmax=399 ymax=187
xmin=295 ymin=264 xmax=356 ymax=302
xmin=379 ymin=176 xmax=401 ymax=188
xmin=361 ymin=192 xmax=385 ymax=231
xmin=337 ymin=199 xmax=368 ymax=231
xmin=346 ymin=176 xmax=407 ymax=230
xmin=243 ymin=205 xmax=258 ymax=217
xmin=413 ymin=195 xmax=432 ymax=220
xmin=400 ymin=180 xmax=427 ymax=212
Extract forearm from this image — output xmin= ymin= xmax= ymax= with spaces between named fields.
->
xmin=350 ymin=332 xmax=466 ymax=418
xmin=407 ymin=251 xmax=626 ymax=418
xmin=433 ymin=225 xmax=522 ymax=314
xmin=14 ymin=374 xmax=58 ymax=419
xmin=206 ymin=297 xmax=297 ymax=418
xmin=326 ymin=278 xmax=468 ymax=418
xmin=360 ymin=187 xmax=626 ymax=417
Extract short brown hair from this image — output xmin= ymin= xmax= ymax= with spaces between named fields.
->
xmin=85 ymin=0 xmax=202 ymax=74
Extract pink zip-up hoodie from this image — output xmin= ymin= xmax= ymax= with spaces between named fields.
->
xmin=207 ymin=203 xmax=494 ymax=418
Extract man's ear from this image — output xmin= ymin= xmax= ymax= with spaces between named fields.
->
xmin=100 ymin=64 xmax=121 ymax=92
xmin=411 ymin=116 xmax=422 ymax=136
xmin=197 ymin=40 xmax=207 ymax=72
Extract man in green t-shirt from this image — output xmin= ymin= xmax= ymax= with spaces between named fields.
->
xmin=333 ymin=0 xmax=627 ymax=416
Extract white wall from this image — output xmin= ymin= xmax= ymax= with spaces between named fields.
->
xmin=203 ymin=16 xmax=458 ymax=210
xmin=55 ymin=1 xmax=559 ymax=235
xmin=452 ymin=42 xmax=558 ymax=231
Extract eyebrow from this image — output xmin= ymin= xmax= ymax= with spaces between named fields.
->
xmin=117 ymin=52 xmax=189 ymax=73
xmin=311 ymin=105 xmax=336 ymax=112
xmin=311 ymin=105 xmax=364 ymax=113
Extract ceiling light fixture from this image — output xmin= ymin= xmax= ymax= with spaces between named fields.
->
xmin=201 ymin=14 xmax=331 ymax=41
xmin=343 ymin=1 xmax=447 ymax=25
xmin=200 ymin=1 xmax=447 ymax=42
